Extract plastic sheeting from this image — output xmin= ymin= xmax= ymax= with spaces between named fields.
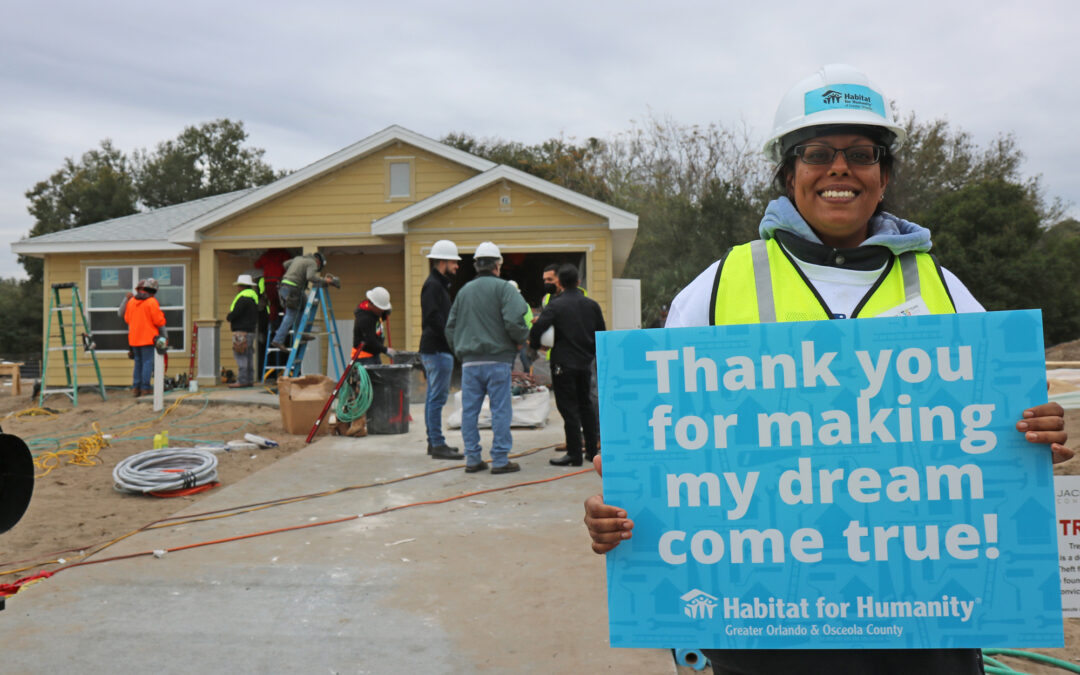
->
xmin=447 ymin=388 xmax=551 ymax=429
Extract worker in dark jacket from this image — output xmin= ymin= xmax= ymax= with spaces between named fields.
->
xmin=420 ymin=240 xmax=464 ymax=460
xmin=353 ymin=286 xmax=395 ymax=365
xmin=529 ymin=263 xmax=605 ymax=466
xmin=226 ymin=274 xmax=259 ymax=388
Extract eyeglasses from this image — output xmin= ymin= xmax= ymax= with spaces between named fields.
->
xmin=793 ymin=144 xmax=886 ymax=166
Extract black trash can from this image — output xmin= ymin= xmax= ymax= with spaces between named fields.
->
xmin=364 ymin=364 xmax=412 ymax=434
xmin=391 ymin=350 xmax=427 ymax=404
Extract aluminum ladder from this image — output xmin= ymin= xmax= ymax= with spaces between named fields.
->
xmin=262 ymin=285 xmax=347 ymax=383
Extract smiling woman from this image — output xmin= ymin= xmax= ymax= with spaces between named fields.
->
xmin=583 ymin=63 xmax=1070 ymax=675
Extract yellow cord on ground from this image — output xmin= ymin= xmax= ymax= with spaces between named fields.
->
xmin=31 ymin=393 xmax=204 ymax=478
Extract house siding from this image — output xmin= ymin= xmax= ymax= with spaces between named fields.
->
xmin=402 ymin=182 xmax=613 ymax=348
xmin=200 ymin=143 xmax=479 ymax=242
xmin=42 ymin=251 xmax=198 ymax=388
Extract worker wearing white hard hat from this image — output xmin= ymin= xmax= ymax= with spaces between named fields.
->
xmin=226 ymin=274 xmax=260 ymax=388
xmin=353 ymin=286 xmax=394 ymax=365
xmin=420 ymin=240 xmax=464 ymax=460
xmin=445 ymin=242 xmax=529 ymax=474
xmin=584 ymin=64 xmax=1070 ymax=675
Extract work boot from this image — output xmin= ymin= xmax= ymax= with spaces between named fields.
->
xmin=270 ymin=341 xmax=289 ymax=351
xmin=300 ymin=333 xmax=316 ymax=342
xmin=465 ymin=460 xmax=488 ymax=473
xmin=430 ymin=445 xmax=464 ymax=460
xmin=550 ymin=454 xmax=583 ymax=467
xmin=491 ymin=461 xmax=521 ymax=474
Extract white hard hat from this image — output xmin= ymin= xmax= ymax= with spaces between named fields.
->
xmin=763 ymin=64 xmax=906 ymax=163
xmin=234 ymin=274 xmax=256 ymax=287
xmin=426 ymin=239 xmax=461 ymax=260
xmin=507 ymin=280 xmax=520 ymax=291
xmin=474 ymin=241 xmax=502 ymax=262
xmin=540 ymin=326 xmax=555 ymax=348
xmin=366 ymin=286 xmax=392 ymax=311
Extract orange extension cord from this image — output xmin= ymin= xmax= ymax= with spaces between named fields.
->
xmin=0 ymin=444 xmax=592 ymax=598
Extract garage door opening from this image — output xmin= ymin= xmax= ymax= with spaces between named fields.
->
xmin=450 ymin=251 xmax=587 ymax=311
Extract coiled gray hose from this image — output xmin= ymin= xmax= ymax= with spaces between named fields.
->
xmin=112 ymin=448 xmax=218 ymax=494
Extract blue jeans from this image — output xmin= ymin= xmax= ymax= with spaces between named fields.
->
xmin=460 ymin=361 xmax=513 ymax=467
xmin=272 ymin=285 xmax=304 ymax=345
xmin=420 ymin=352 xmax=454 ymax=447
xmin=132 ymin=345 xmax=155 ymax=391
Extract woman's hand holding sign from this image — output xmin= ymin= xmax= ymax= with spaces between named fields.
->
xmin=1020 ymin=401 xmax=1072 ymax=464
xmin=584 ymin=456 xmax=633 ymax=554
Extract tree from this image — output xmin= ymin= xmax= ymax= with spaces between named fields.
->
xmin=19 ymin=140 xmax=138 ymax=284
xmin=133 ymin=119 xmax=280 ymax=209
xmin=0 ymin=278 xmax=43 ymax=356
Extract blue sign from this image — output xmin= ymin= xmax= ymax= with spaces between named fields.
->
xmin=598 ymin=311 xmax=1062 ymax=649
xmin=804 ymin=84 xmax=887 ymax=118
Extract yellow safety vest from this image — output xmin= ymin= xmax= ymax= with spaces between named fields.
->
xmin=712 ymin=239 xmax=955 ymax=325
xmin=229 ymin=288 xmax=259 ymax=312
xmin=541 ymin=286 xmax=587 ymax=308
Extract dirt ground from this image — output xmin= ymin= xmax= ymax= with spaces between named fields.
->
xmin=4 ymin=360 xmax=1080 ymax=672
xmin=0 ymin=387 xmax=308 ymax=582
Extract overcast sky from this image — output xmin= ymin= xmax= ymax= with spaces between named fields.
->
xmin=2 ymin=0 xmax=1077 ymax=279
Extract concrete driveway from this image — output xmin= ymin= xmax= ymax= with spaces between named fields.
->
xmin=1 ymin=402 xmax=675 ymax=674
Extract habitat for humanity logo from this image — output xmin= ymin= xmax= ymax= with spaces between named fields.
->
xmin=821 ymin=89 xmax=843 ymax=104
xmin=681 ymin=589 xmax=719 ymax=619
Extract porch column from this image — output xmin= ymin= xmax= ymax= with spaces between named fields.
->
xmin=196 ymin=246 xmax=220 ymax=387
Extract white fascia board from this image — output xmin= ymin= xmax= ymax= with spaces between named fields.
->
xmin=372 ymin=165 xmax=639 ymax=236
xmin=11 ymin=240 xmax=191 ymax=257
xmin=169 ymin=125 xmax=496 ymax=245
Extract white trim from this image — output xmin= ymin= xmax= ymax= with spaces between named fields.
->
xmin=168 ymin=126 xmax=496 ymax=244
xmin=12 ymin=240 xmax=191 ymax=256
xmin=371 ymin=165 xmax=638 ymax=236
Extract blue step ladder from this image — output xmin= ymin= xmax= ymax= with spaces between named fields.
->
xmin=262 ymin=285 xmax=347 ymax=383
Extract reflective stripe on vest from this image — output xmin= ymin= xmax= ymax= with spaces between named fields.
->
xmin=712 ymin=239 xmax=955 ymax=325
xmin=230 ymin=288 xmax=259 ymax=312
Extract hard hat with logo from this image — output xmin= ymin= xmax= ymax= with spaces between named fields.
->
xmin=426 ymin=239 xmax=461 ymax=261
xmin=763 ymin=64 xmax=907 ymax=163
xmin=234 ymin=274 xmax=256 ymax=287
xmin=313 ymin=252 xmax=326 ymax=268
xmin=137 ymin=277 xmax=159 ymax=292
xmin=366 ymin=286 xmax=392 ymax=311
xmin=474 ymin=241 xmax=502 ymax=262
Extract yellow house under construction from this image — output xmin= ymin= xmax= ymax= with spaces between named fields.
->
xmin=13 ymin=126 xmax=640 ymax=388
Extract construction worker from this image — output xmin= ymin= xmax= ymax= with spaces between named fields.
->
xmin=584 ymin=64 xmax=1071 ymax=675
xmin=124 ymin=278 xmax=166 ymax=397
xmin=508 ymin=280 xmax=534 ymax=372
xmin=254 ymin=247 xmax=290 ymax=323
xmin=528 ymin=263 xmax=605 ymax=467
xmin=226 ymin=274 xmax=259 ymax=388
xmin=445 ymin=241 xmax=529 ymax=474
xmin=420 ymin=240 xmax=464 ymax=460
xmin=353 ymin=286 xmax=395 ymax=365
xmin=271 ymin=252 xmax=335 ymax=351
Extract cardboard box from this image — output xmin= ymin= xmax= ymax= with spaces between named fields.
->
xmin=277 ymin=374 xmax=335 ymax=436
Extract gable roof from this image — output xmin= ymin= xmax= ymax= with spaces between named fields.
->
xmin=372 ymin=164 xmax=639 ymax=271
xmin=11 ymin=189 xmax=254 ymax=256
xmin=167 ymin=125 xmax=497 ymax=244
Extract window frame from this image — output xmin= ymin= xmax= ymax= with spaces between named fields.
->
xmin=385 ymin=156 xmax=415 ymax=201
xmin=85 ymin=263 xmax=187 ymax=353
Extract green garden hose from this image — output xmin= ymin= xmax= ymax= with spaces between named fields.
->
xmin=335 ymin=362 xmax=373 ymax=422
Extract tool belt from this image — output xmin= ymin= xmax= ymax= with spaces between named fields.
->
xmin=232 ymin=331 xmax=250 ymax=354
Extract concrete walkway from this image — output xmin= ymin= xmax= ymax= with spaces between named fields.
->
xmin=1 ymin=402 xmax=675 ymax=674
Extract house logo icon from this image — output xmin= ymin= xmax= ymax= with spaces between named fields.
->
xmin=821 ymin=89 xmax=843 ymax=104
xmin=681 ymin=589 xmax=719 ymax=619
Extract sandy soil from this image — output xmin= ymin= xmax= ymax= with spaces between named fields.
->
xmin=0 ymin=388 xmax=308 ymax=582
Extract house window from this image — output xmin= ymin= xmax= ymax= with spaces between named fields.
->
xmin=387 ymin=159 xmax=413 ymax=199
xmin=86 ymin=264 xmax=186 ymax=352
